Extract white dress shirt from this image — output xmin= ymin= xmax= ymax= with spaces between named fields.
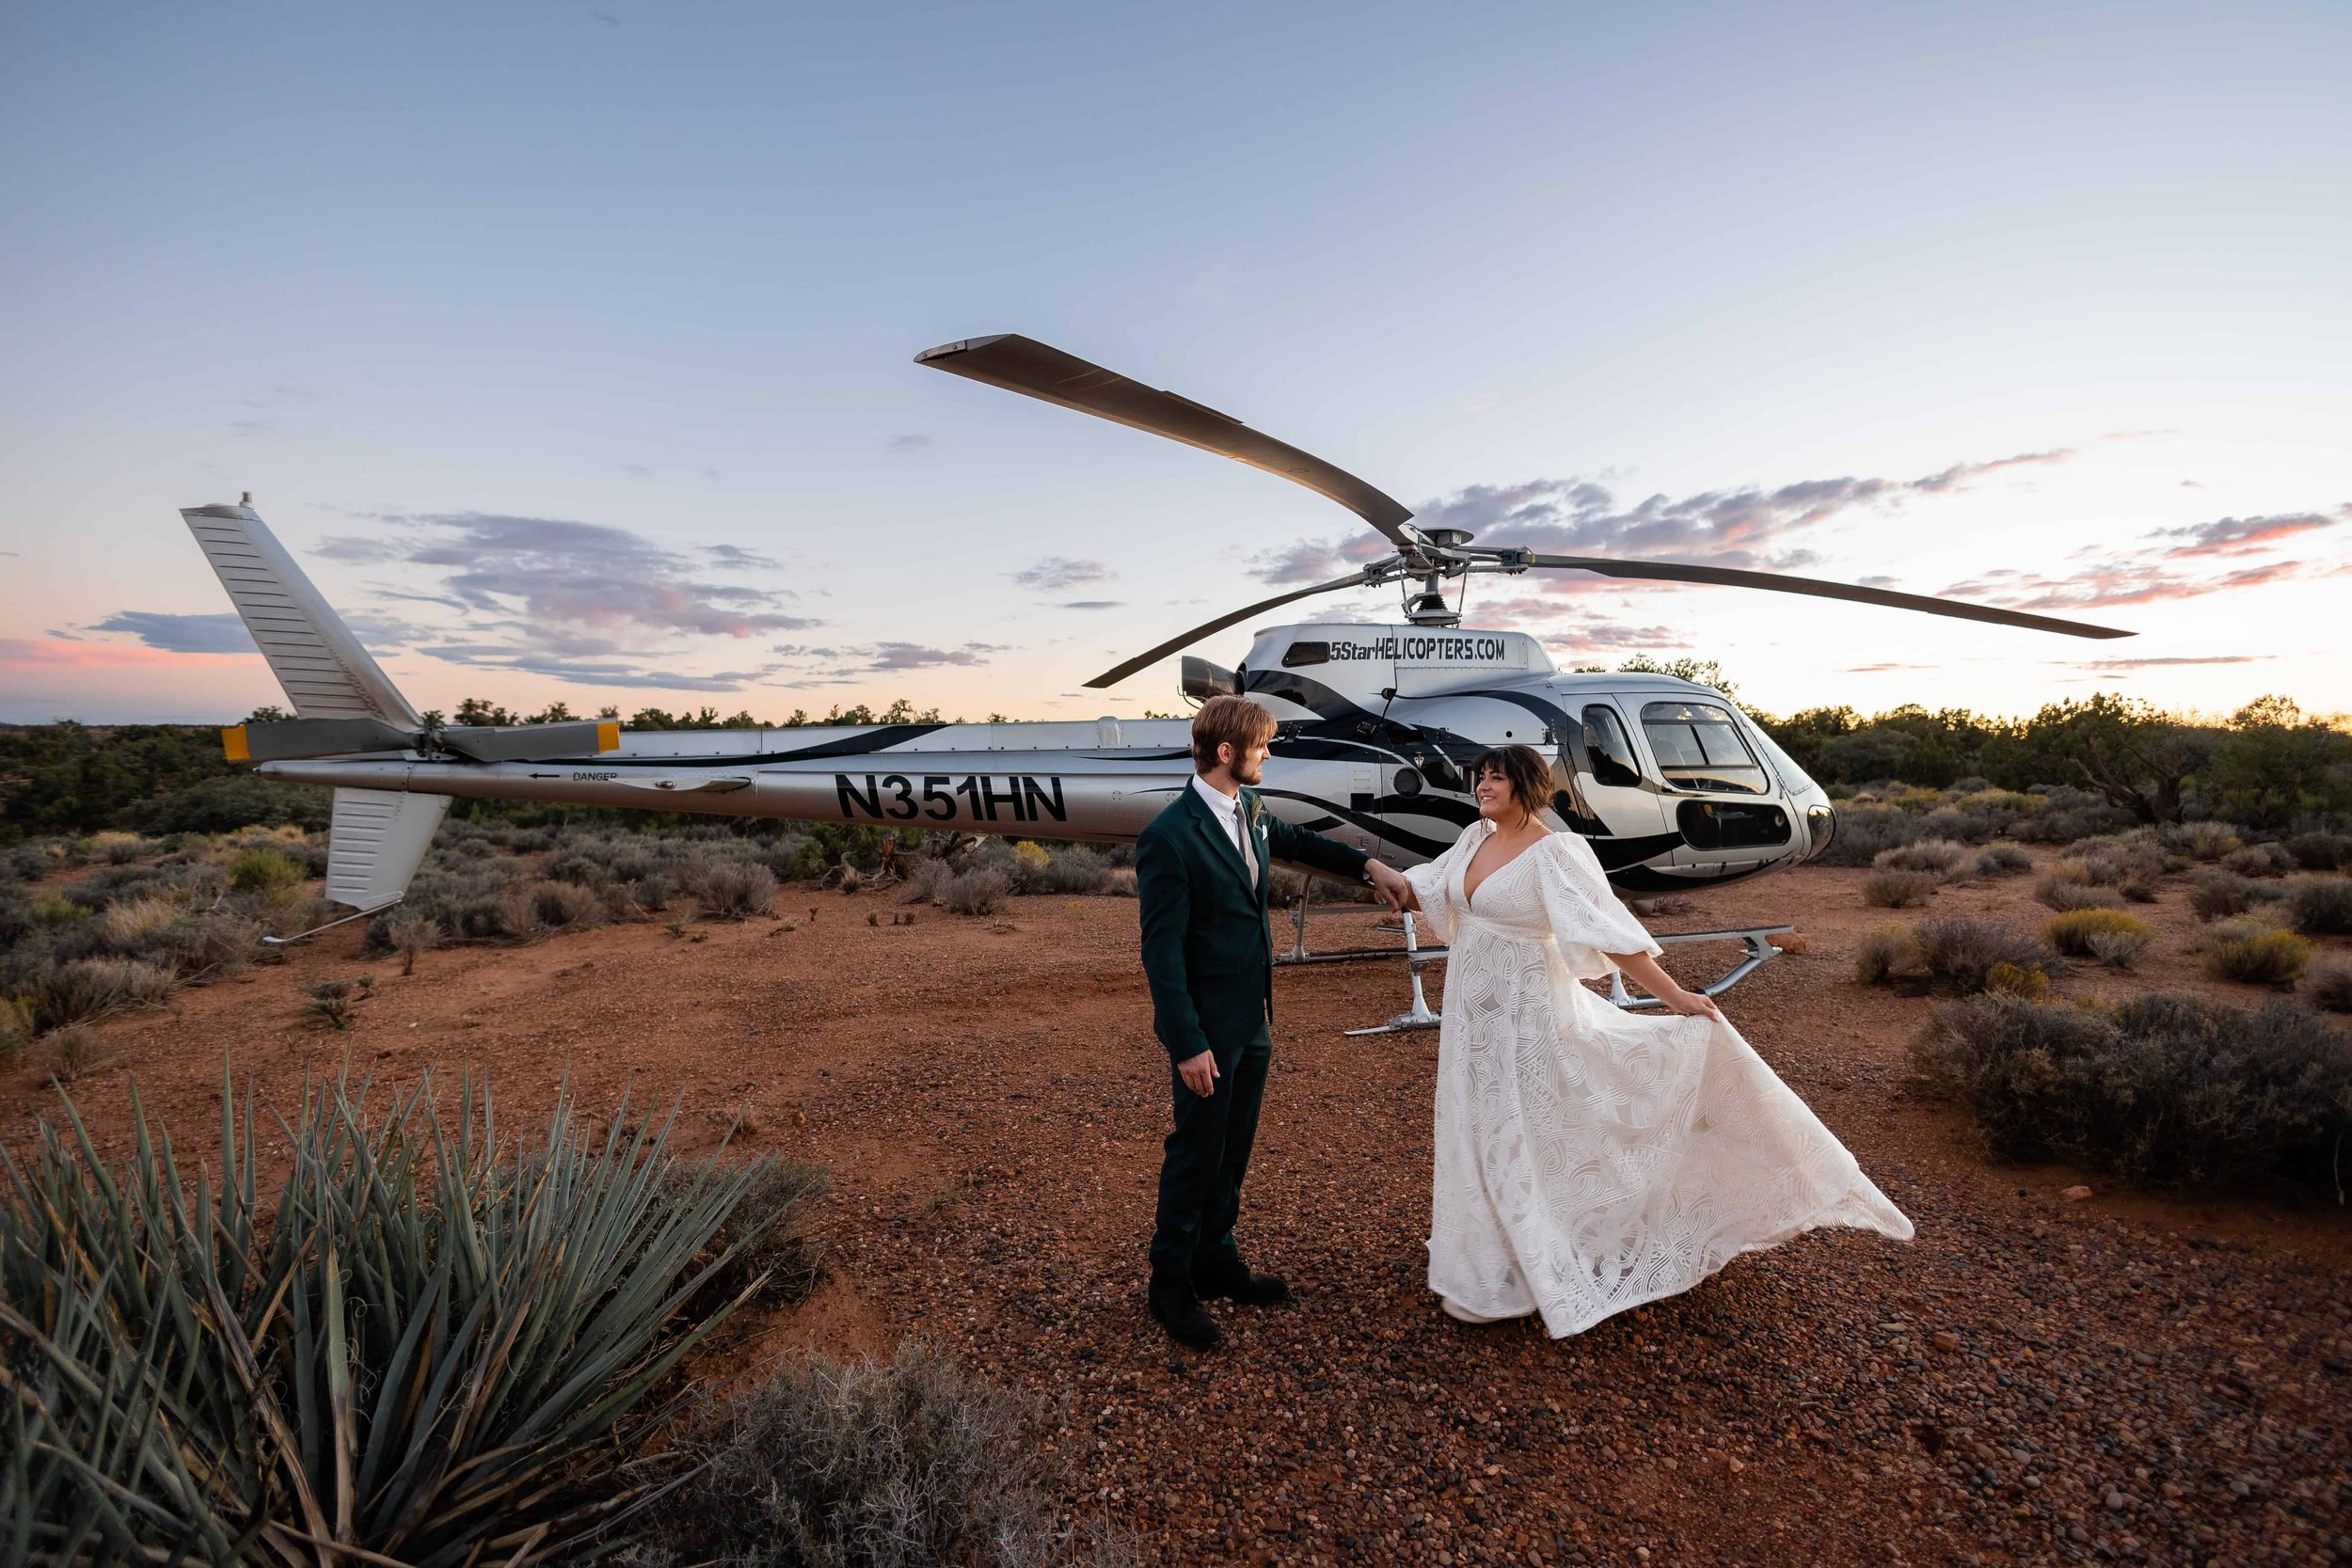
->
xmin=1190 ymin=774 xmax=1258 ymax=879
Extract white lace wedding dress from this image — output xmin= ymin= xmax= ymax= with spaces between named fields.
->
xmin=1403 ymin=821 xmax=1913 ymax=1338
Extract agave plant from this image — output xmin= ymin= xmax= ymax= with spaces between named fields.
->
xmin=0 ymin=1069 xmax=772 ymax=1566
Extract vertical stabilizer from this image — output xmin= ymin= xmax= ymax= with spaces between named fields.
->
xmin=325 ymin=788 xmax=451 ymax=913
xmin=182 ymin=499 xmax=421 ymax=726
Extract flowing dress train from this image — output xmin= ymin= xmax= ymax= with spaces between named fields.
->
xmin=1403 ymin=822 xmax=1913 ymax=1338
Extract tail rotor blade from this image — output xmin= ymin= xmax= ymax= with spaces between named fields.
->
xmin=1085 ymin=571 xmax=1382 ymax=689
xmin=1524 ymin=555 xmax=2135 ymax=640
xmin=917 ymin=334 xmax=1421 ymax=546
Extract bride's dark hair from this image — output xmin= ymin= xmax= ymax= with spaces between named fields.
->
xmin=1469 ymin=744 xmax=1554 ymax=822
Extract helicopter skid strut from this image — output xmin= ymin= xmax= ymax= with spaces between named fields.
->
xmin=1274 ymin=896 xmax=1793 ymax=1036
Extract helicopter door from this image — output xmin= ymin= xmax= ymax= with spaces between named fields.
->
xmin=1563 ymin=702 xmax=1667 ymax=840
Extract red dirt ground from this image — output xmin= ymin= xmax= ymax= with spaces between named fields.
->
xmin=10 ymin=851 xmax=2349 ymax=1568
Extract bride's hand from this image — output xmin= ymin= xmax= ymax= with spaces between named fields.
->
xmin=1663 ymin=987 xmax=1722 ymax=1022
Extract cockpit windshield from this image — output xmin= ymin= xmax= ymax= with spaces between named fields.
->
xmin=1639 ymin=700 xmax=1769 ymax=795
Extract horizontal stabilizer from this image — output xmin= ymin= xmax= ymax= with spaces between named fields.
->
xmin=228 ymin=718 xmax=417 ymax=763
xmin=437 ymin=721 xmax=620 ymax=762
xmin=325 ymin=787 xmax=451 ymax=913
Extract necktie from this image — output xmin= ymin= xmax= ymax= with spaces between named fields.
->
xmin=1233 ymin=800 xmax=1258 ymax=882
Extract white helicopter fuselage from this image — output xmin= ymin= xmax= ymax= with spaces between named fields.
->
xmin=261 ymin=624 xmax=1836 ymax=892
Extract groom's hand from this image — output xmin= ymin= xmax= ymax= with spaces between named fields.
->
xmin=1365 ymin=859 xmax=1411 ymax=911
xmin=1177 ymin=1050 xmax=1219 ymax=1097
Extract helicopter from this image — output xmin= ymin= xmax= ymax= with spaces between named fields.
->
xmin=184 ymin=333 xmax=2130 ymax=996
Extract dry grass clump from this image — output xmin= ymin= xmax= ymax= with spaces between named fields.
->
xmin=663 ymin=1153 xmax=831 ymax=1304
xmin=382 ymin=906 xmax=440 ymax=974
xmin=2188 ymin=869 xmax=2286 ymax=922
xmin=2170 ymin=820 xmax=2246 ymax=863
xmin=1874 ymin=839 xmax=1974 ymax=880
xmin=228 ymin=846 xmax=306 ymax=893
xmin=1911 ymin=991 xmax=2352 ymax=1191
xmin=619 ymin=1340 xmax=1134 ymax=1568
xmin=2055 ymin=832 xmax=2173 ymax=901
xmin=691 ymin=861 xmax=776 ymax=921
xmin=2198 ymin=918 xmax=2312 ymax=987
xmin=2283 ymin=874 xmax=2352 ymax=937
xmin=0 ymin=997 xmax=31 ymax=1063
xmin=2282 ymin=830 xmax=2352 ymax=871
xmin=36 ymin=1022 xmax=113 ymax=1081
xmin=22 ymin=956 xmax=175 ymax=1031
xmin=1853 ymin=917 xmax=2052 ymax=995
xmin=2300 ymin=957 xmax=2352 ymax=1014
xmin=900 ymin=856 xmax=957 ymax=905
xmin=944 ymin=866 xmax=1011 ymax=916
xmin=2086 ymin=927 xmax=2153 ymax=970
xmin=100 ymin=893 xmax=180 ymax=947
xmin=302 ymin=974 xmax=373 ymax=1030
xmin=1862 ymin=866 xmax=1940 ymax=909
xmin=1975 ymin=844 xmax=2033 ymax=879
xmin=2034 ymin=871 xmax=2127 ymax=913
xmin=2221 ymin=842 xmax=2295 ymax=879
xmin=2044 ymin=909 xmax=2153 ymax=958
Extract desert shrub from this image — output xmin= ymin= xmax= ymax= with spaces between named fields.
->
xmin=1267 ymin=864 xmax=1378 ymax=905
xmin=0 ymin=1075 xmax=771 ymax=1565
xmin=1817 ymin=805 xmax=1920 ymax=867
xmin=1862 ymin=866 xmax=1938 ymax=909
xmin=2035 ymin=873 xmax=2126 ymax=913
xmin=1009 ymin=839 xmax=1052 ymax=884
xmin=0 ymin=998 xmax=31 ymax=1062
xmin=2187 ymin=869 xmax=2282 ymax=921
xmin=99 ymin=892 xmax=182 ymax=948
xmin=1030 ymin=845 xmax=1110 ymax=895
xmin=2302 ymin=957 xmax=2352 ymax=1013
xmin=1913 ymin=917 xmax=2056 ymax=993
xmin=21 ymin=956 xmax=175 ymax=1031
xmin=1911 ymin=991 xmax=2352 ymax=1190
xmin=693 ymin=860 xmax=776 ymax=921
xmin=36 ymin=1023 xmax=113 ymax=1081
xmin=151 ymin=910 xmax=262 ymax=981
xmin=2283 ymin=874 xmax=2352 ymax=937
xmin=227 ymin=846 xmax=304 ymax=892
xmin=2200 ymin=924 xmax=2311 ymax=987
xmin=1853 ymin=925 xmax=1921 ymax=986
xmin=619 ymin=1340 xmax=1132 ymax=1568
xmin=522 ymin=878 xmax=607 ymax=931
xmin=2171 ymin=820 xmax=2245 ymax=862
xmin=1874 ymin=839 xmax=1973 ymax=879
xmin=900 ymin=856 xmax=956 ymax=905
xmin=2012 ymin=786 xmax=2137 ymax=846
xmin=28 ymin=894 xmax=89 ymax=927
xmin=382 ymin=906 xmax=440 ymax=974
xmin=1975 ymin=844 xmax=2032 ymax=879
xmin=2282 ymin=830 xmax=2352 ymax=871
xmin=1102 ymin=866 xmax=1137 ymax=896
xmin=2221 ymin=842 xmax=2294 ymax=879
xmin=1854 ymin=919 xmax=2050 ymax=994
xmin=2086 ymin=928 xmax=2153 ymax=969
xmin=82 ymin=831 xmax=151 ymax=865
xmin=1984 ymin=961 xmax=2050 ymax=999
xmin=944 ymin=865 xmax=1011 ymax=916
xmin=302 ymin=975 xmax=371 ymax=1030
xmin=2044 ymin=909 xmax=2153 ymax=958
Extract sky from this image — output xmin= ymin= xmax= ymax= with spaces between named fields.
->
xmin=3 ymin=1 xmax=2346 ymax=728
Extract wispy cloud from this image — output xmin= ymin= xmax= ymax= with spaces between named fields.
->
xmin=88 ymin=611 xmax=256 ymax=655
xmin=2150 ymin=511 xmax=2341 ymax=559
xmin=886 ymin=433 xmax=934 ymax=454
xmin=1057 ymin=599 xmax=1124 ymax=610
xmin=2065 ymin=655 xmax=2271 ymax=670
xmin=1011 ymin=556 xmax=1112 ymax=593
xmin=1252 ymin=448 xmax=2079 ymax=584
xmin=1947 ymin=504 xmax=2346 ymax=610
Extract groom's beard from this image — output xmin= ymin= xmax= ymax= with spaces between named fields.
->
xmin=1232 ymin=753 xmax=1265 ymax=785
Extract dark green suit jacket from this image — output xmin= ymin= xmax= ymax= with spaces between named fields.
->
xmin=1136 ymin=782 xmax=1372 ymax=1063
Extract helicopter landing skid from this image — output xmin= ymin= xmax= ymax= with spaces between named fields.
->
xmin=1273 ymin=896 xmax=1794 ymax=1036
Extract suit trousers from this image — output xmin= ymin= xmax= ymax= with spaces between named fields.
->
xmin=1148 ymin=1017 xmax=1272 ymax=1281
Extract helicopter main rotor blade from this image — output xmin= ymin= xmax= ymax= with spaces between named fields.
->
xmin=916 ymin=334 xmax=1420 ymax=546
xmin=1523 ymin=555 xmax=2134 ymax=640
xmin=1084 ymin=570 xmax=1383 ymax=689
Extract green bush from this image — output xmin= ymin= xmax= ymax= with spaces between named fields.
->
xmin=2200 ymin=926 xmax=2312 ymax=987
xmin=1853 ymin=918 xmax=2051 ymax=994
xmin=2283 ymin=874 xmax=2352 ymax=937
xmin=2282 ymin=831 xmax=2352 ymax=871
xmin=0 ymin=1074 xmax=773 ymax=1565
xmin=1975 ymin=844 xmax=2033 ymax=879
xmin=226 ymin=847 xmax=303 ymax=892
xmin=1911 ymin=991 xmax=2352 ymax=1190
xmin=617 ymin=1340 xmax=1133 ymax=1568
xmin=2043 ymin=909 xmax=2154 ymax=958
xmin=2188 ymin=869 xmax=2286 ymax=921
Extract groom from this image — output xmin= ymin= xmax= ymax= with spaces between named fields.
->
xmin=1136 ymin=694 xmax=1410 ymax=1350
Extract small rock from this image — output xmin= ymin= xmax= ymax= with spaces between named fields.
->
xmin=1931 ymin=1330 xmax=1963 ymax=1353
xmin=2062 ymin=1185 xmax=2093 ymax=1201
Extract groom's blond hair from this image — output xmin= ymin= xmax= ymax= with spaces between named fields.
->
xmin=1192 ymin=695 xmax=1278 ymax=773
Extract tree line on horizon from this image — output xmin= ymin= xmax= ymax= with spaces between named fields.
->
xmin=3 ymin=674 xmax=2345 ymax=843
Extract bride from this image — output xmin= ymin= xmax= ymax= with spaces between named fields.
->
xmin=1398 ymin=743 xmax=1913 ymax=1336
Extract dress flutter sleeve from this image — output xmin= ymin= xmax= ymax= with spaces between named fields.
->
xmin=1403 ymin=832 xmax=1470 ymax=945
xmin=1534 ymin=832 xmax=1662 ymax=979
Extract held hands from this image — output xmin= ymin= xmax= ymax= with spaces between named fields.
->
xmin=1661 ymin=987 xmax=1723 ymax=1022
xmin=1364 ymin=859 xmax=1412 ymax=912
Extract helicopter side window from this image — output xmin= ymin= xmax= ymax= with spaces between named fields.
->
xmin=1639 ymin=700 xmax=1768 ymax=795
xmin=1580 ymin=705 xmax=1644 ymax=788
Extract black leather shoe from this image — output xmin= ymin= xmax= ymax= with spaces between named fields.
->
xmin=1148 ymin=1277 xmax=1222 ymax=1350
xmin=1193 ymin=1265 xmax=1291 ymax=1306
